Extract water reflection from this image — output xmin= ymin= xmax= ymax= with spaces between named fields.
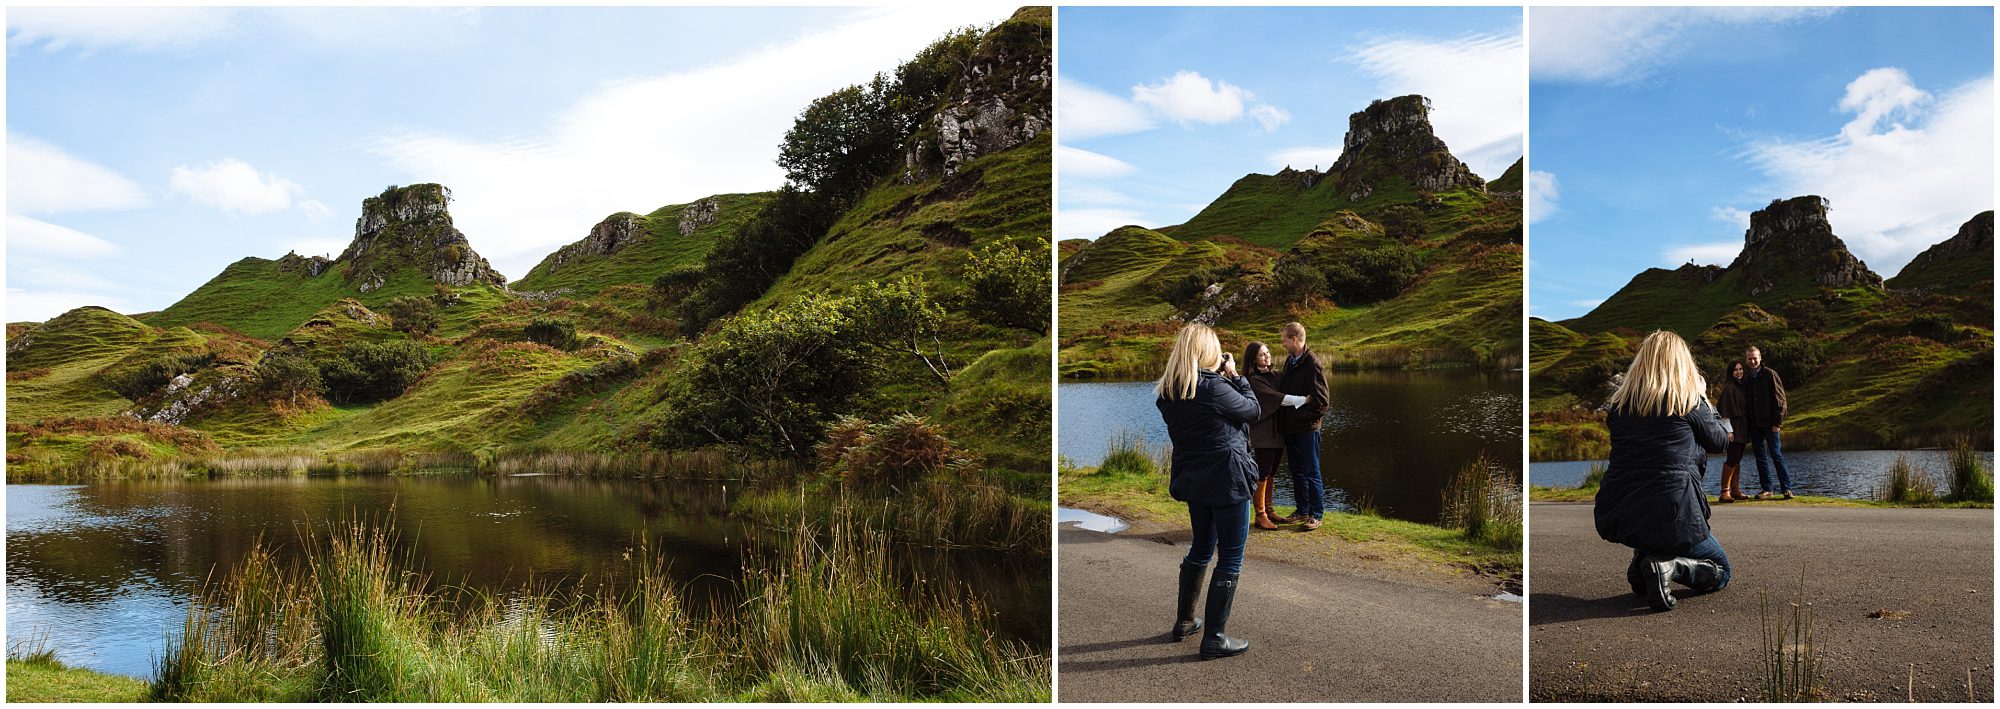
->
xmin=7 ymin=476 xmax=1048 ymax=679
xmin=1059 ymin=370 xmax=1522 ymax=525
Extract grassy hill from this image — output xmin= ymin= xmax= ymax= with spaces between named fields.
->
xmin=512 ymin=193 xmax=773 ymax=295
xmin=1058 ymin=106 xmax=1522 ymax=380
xmin=1531 ymin=208 xmax=1993 ymax=460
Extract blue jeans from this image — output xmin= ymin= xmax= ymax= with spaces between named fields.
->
xmin=1629 ymin=534 xmax=1733 ymax=591
xmin=1748 ymin=427 xmax=1792 ymax=493
xmin=1284 ymin=431 xmax=1326 ymax=519
xmin=1185 ymin=500 xmax=1251 ymax=576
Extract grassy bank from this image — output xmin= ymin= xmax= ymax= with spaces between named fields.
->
xmin=6 ymin=654 xmax=149 ymax=703
xmin=147 ymin=513 xmax=1047 ymax=702
xmin=1058 ymin=436 xmax=1519 ymax=578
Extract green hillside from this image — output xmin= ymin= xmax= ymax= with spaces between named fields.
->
xmin=1531 ymin=206 xmax=1993 ymax=459
xmin=512 ymin=192 xmax=773 ymax=295
xmin=1059 ymin=96 xmax=1520 ymax=379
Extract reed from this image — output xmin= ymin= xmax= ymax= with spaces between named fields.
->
xmin=1946 ymin=438 xmax=1993 ymax=503
xmin=1440 ymin=453 xmax=1522 ymax=548
xmin=1758 ymin=567 xmax=1826 ymax=702
xmin=1876 ymin=454 xmax=1939 ymax=504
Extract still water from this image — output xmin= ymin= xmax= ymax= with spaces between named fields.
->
xmin=1531 ymin=449 xmax=1996 ymax=499
xmin=1060 ymin=370 xmax=1522 ymax=525
xmin=6 ymin=475 xmax=1049 ymax=679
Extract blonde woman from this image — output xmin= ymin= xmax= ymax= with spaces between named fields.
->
xmin=1157 ymin=323 xmax=1260 ymax=659
xmin=1593 ymin=330 xmax=1732 ymax=611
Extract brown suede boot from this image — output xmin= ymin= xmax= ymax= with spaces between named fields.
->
xmin=1254 ymin=477 xmax=1279 ymax=530
xmin=1717 ymin=463 xmax=1738 ymax=502
xmin=1728 ymin=464 xmax=1747 ymax=500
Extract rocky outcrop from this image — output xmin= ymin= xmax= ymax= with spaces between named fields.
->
xmin=1728 ymin=196 xmax=1882 ymax=295
xmin=904 ymin=7 xmax=1051 ymax=181
xmin=276 ymin=251 xmax=332 ymax=277
xmin=535 ymin=213 xmax=647 ymax=277
xmin=1330 ymin=95 xmax=1485 ymax=200
xmin=337 ymin=183 xmax=507 ymax=289
xmin=130 ymin=369 xmax=252 ymax=426
xmin=677 ymin=199 xmax=719 ymax=236
xmin=1889 ymin=211 xmax=1993 ymax=292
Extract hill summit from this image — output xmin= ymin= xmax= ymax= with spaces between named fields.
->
xmin=1729 ymin=195 xmax=1880 ymax=296
xmin=1329 ymin=95 xmax=1485 ymax=201
xmin=338 ymin=183 xmax=506 ymax=291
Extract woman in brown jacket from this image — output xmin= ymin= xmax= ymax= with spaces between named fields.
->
xmin=1713 ymin=361 xmax=1750 ymax=502
xmin=1243 ymin=342 xmax=1286 ymax=530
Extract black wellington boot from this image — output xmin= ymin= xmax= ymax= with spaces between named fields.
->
xmin=1667 ymin=557 xmax=1725 ymax=593
xmin=1172 ymin=561 xmax=1206 ymax=641
xmin=1198 ymin=571 xmax=1249 ymax=659
xmin=1625 ymin=549 xmax=1648 ymax=599
xmin=1639 ymin=555 xmax=1678 ymax=611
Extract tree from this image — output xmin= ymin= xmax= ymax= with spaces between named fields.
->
xmin=257 ymin=350 xmax=324 ymax=405
xmin=962 ymin=237 xmax=1051 ymax=333
xmin=318 ymin=341 xmax=433 ymax=404
xmin=383 ymin=296 xmax=439 ymax=335
xmin=776 ymin=82 xmax=897 ymax=204
xmin=1272 ymin=260 xmax=1325 ymax=309
xmin=676 ymin=186 xmax=843 ymax=334
xmin=848 ymin=277 xmax=952 ymax=389
xmin=655 ymin=294 xmax=872 ymax=458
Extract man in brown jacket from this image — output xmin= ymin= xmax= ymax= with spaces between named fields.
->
xmin=1741 ymin=345 xmax=1793 ymax=499
xmin=1276 ymin=322 xmax=1331 ymax=529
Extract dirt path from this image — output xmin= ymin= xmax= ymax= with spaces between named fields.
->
xmin=1529 ymin=502 xmax=1994 ymax=701
xmin=1057 ymin=526 xmax=1521 ymax=702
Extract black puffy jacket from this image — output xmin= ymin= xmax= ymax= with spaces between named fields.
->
xmin=1593 ymin=400 xmax=1730 ymax=551
xmin=1158 ymin=370 xmax=1262 ymax=508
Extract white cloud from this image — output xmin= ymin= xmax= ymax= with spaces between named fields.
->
xmin=1527 ymin=170 xmax=1560 ymax=224
xmin=366 ymin=5 xmax=1006 ymax=279
xmin=1133 ymin=71 xmax=1250 ymax=125
xmin=5 ymin=214 xmax=122 ymax=258
xmin=1532 ymin=7 xmax=1838 ymax=85
xmin=1057 ymin=207 xmax=1151 ymax=242
xmin=1569 ymin=298 xmax=1605 ymax=310
xmin=1664 ymin=242 xmax=1740 ymax=267
xmin=6 ymin=6 xmax=235 ymax=53
xmin=7 ymin=133 xmax=149 ymax=214
xmin=4 ymin=288 xmax=131 ymax=323
xmin=1742 ymin=72 xmax=1994 ymax=275
xmin=299 ymin=199 xmax=333 ymax=222
xmin=1062 ymin=185 xmax=1138 ymax=208
xmin=1058 ymin=78 xmax=1155 ymax=140
xmin=1268 ymin=145 xmax=1343 ymax=172
xmin=1346 ymin=32 xmax=1524 ymax=178
xmin=169 ymin=159 xmax=304 ymax=215
xmin=1059 ymin=145 xmax=1137 ymax=179
xmin=1248 ymin=103 xmax=1291 ymax=132
xmin=1710 ymin=206 xmax=1751 ymax=227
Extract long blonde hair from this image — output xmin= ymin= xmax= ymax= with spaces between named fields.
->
xmin=1157 ymin=323 xmax=1222 ymax=400
xmin=1606 ymin=330 xmax=1707 ymax=417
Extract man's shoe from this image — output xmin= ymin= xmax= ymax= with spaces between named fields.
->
xmin=1172 ymin=561 xmax=1206 ymax=640
xmin=1780 ymin=491 xmax=1794 ymax=500
xmin=1754 ymin=491 xmax=1772 ymax=500
xmin=1301 ymin=517 xmax=1323 ymax=531
xmin=1639 ymin=555 xmax=1677 ymax=611
xmin=1198 ymin=572 xmax=1249 ymax=659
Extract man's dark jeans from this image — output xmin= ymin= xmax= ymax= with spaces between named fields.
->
xmin=1284 ymin=430 xmax=1326 ymax=520
xmin=1627 ymin=534 xmax=1733 ymax=591
xmin=1185 ymin=500 xmax=1251 ymax=576
xmin=1748 ymin=427 xmax=1793 ymax=493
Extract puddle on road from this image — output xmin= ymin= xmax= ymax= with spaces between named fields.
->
xmin=1058 ymin=507 xmax=1128 ymax=534
xmin=1491 ymin=591 xmax=1523 ymax=603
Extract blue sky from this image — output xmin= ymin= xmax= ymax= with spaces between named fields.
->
xmin=1529 ymin=6 xmax=1995 ymax=321
xmin=5 ymin=5 xmax=1010 ymax=321
xmin=1056 ymin=6 xmax=1523 ymax=241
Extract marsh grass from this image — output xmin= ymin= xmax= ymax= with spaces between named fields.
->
xmin=1947 ymin=438 xmax=1993 ymax=503
xmin=150 ymin=512 xmax=1046 ymax=702
xmin=1441 ymin=453 xmax=1522 ymax=548
xmin=1875 ymin=454 xmax=1940 ymax=504
xmin=1758 ymin=567 xmax=1827 ymax=702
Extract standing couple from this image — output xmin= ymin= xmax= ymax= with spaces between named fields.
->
xmin=1154 ymin=321 xmax=1328 ymax=660
xmin=1711 ymin=345 xmax=1795 ymax=502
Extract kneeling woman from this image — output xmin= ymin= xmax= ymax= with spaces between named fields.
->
xmin=1593 ymin=330 xmax=1732 ymax=611
xmin=1157 ymin=323 xmax=1260 ymax=658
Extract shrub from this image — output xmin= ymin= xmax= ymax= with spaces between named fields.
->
xmin=382 ymin=296 xmax=439 ymax=335
xmin=676 ymin=186 xmax=843 ymax=334
xmin=819 ymin=413 xmax=973 ymax=488
xmin=524 ymin=318 xmax=579 ymax=350
xmin=1271 ymin=260 xmax=1325 ymax=308
xmin=106 ymin=352 xmax=215 ymax=401
xmin=655 ymin=294 xmax=872 ymax=458
xmin=319 ymin=341 xmax=434 ymax=405
xmin=1379 ymin=205 xmax=1426 ymax=242
xmin=847 ymin=277 xmax=952 ymax=388
xmin=1321 ymin=242 xmax=1421 ymax=304
xmin=257 ymin=350 xmax=325 ymax=404
xmin=961 ymin=238 xmax=1051 ymax=333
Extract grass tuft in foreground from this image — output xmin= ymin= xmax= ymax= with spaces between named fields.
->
xmin=1947 ymin=437 xmax=1993 ymax=503
xmin=150 ymin=512 xmax=1046 ymax=702
xmin=1758 ymin=566 xmax=1827 ymax=702
xmin=1875 ymin=453 xmax=1940 ymax=504
xmin=1441 ymin=453 xmax=1522 ymax=549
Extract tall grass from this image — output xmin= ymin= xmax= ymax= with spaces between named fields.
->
xmin=1875 ymin=454 xmax=1939 ymax=504
xmin=1758 ymin=567 xmax=1826 ymax=702
xmin=1441 ymin=453 xmax=1522 ymax=548
xmin=150 ymin=513 xmax=1047 ymax=701
xmin=1097 ymin=431 xmax=1160 ymax=479
xmin=1947 ymin=438 xmax=1993 ymax=503
xmin=1579 ymin=462 xmax=1606 ymax=490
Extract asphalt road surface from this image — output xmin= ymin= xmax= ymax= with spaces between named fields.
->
xmin=1057 ymin=526 xmax=1521 ymax=702
xmin=1529 ymin=502 xmax=1994 ymax=702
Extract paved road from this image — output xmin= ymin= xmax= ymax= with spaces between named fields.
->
xmin=1056 ymin=526 xmax=1521 ymax=702
xmin=1529 ymin=503 xmax=1994 ymax=702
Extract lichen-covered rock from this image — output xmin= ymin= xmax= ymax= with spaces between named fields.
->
xmin=528 ymin=212 xmax=648 ymax=278
xmin=903 ymin=7 xmax=1051 ymax=181
xmin=1729 ymin=196 xmax=1882 ymax=295
xmin=130 ymin=369 xmax=252 ymax=425
xmin=677 ymin=199 xmax=719 ymax=236
xmin=338 ymin=183 xmax=507 ymax=289
xmin=1330 ymin=95 xmax=1485 ymax=197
